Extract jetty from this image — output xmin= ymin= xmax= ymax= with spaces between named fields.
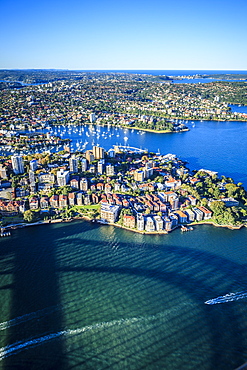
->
xmin=181 ymin=226 xmax=194 ymax=232
xmin=0 ymin=228 xmax=11 ymax=237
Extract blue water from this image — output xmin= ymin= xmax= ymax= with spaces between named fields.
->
xmin=1 ymin=221 xmax=247 ymax=369
xmin=78 ymin=70 xmax=247 ymax=84
xmin=230 ymin=104 xmax=247 ymax=114
xmin=80 ymin=69 xmax=247 ymax=76
xmin=47 ymin=119 xmax=247 ymax=187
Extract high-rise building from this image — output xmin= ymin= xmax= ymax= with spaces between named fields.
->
xmin=69 ymin=155 xmax=78 ymax=173
xmin=97 ymin=160 xmax=104 ymax=174
xmin=11 ymin=155 xmax=24 ymax=174
xmin=145 ymin=161 xmax=154 ymax=178
xmin=134 ymin=169 xmax=144 ymax=182
xmin=29 ymin=170 xmax=35 ymax=184
xmin=85 ymin=150 xmax=94 ymax=163
xmin=81 ymin=158 xmax=87 ymax=172
xmin=93 ymin=146 xmax=104 ymax=160
xmin=30 ymin=159 xmax=38 ymax=171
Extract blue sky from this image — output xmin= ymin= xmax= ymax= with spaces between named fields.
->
xmin=1 ymin=0 xmax=247 ymax=70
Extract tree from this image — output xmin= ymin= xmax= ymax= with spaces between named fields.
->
xmin=210 ymin=201 xmax=226 ymax=216
xmin=23 ymin=210 xmax=37 ymax=223
xmin=200 ymin=198 xmax=208 ymax=207
xmin=225 ymin=183 xmax=237 ymax=198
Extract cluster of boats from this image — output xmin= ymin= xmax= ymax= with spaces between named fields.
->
xmin=0 ymin=122 xmax=148 ymax=156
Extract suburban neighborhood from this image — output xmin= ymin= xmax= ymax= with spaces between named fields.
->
xmin=0 ymin=144 xmax=246 ymax=234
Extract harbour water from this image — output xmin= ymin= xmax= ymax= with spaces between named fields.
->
xmin=1 ymin=116 xmax=247 ymax=368
xmin=1 ymin=221 xmax=247 ymax=369
xmin=46 ymin=118 xmax=247 ymax=187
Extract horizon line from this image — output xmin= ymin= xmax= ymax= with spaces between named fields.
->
xmin=1 ymin=68 xmax=247 ymax=72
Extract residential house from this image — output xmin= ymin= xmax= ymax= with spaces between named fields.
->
xmin=154 ymin=216 xmax=164 ymax=231
xmin=145 ymin=216 xmax=155 ymax=232
xmin=165 ymin=177 xmax=181 ymax=189
xmin=76 ymin=192 xmax=83 ymax=206
xmin=185 ymin=209 xmax=196 ymax=222
xmin=59 ymin=194 xmax=68 ymax=208
xmin=193 ymin=207 xmax=204 ymax=221
xmin=38 ymin=183 xmax=53 ymax=192
xmin=50 ymin=194 xmax=59 ymax=208
xmin=38 ymin=173 xmax=55 ymax=184
xmin=40 ymin=196 xmax=49 ymax=209
xmin=137 ymin=213 xmax=145 ymax=231
xmin=169 ymin=195 xmax=179 ymax=210
xmin=198 ymin=206 xmax=212 ymax=220
xmin=92 ymin=193 xmax=99 ymax=204
xmin=122 ymin=199 xmax=130 ymax=208
xmin=105 ymin=183 xmax=112 ymax=193
xmin=100 ymin=204 xmax=120 ymax=223
xmin=70 ymin=178 xmax=79 ymax=190
xmin=80 ymin=178 xmax=88 ymax=191
xmin=96 ymin=182 xmax=104 ymax=191
xmin=29 ymin=197 xmax=39 ymax=210
xmin=169 ymin=214 xmax=179 ymax=228
xmin=68 ymin=192 xmax=76 ymax=206
xmin=175 ymin=210 xmax=188 ymax=224
xmin=84 ymin=194 xmax=91 ymax=205
xmin=163 ymin=217 xmax=173 ymax=231
xmin=123 ymin=214 xmax=135 ymax=229
xmin=187 ymin=195 xmax=197 ymax=206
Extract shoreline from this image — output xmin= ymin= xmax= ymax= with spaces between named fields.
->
xmin=3 ymin=215 xmax=246 ymax=235
xmin=188 ymin=220 xmax=244 ymax=230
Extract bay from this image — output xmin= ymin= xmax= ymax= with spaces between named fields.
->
xmin=48 ymin=119 xmax=247 ymax=187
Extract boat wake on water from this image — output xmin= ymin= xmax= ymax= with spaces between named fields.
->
xmin=0 ymin=318 xmax=144 ymax=360
xmin=0 ymin=304 xmax=189 ymax=361
xmin=0 ymin=305 xmax=60 ymax=331
xmin=205 ymin=291 xmax=247 ymax=305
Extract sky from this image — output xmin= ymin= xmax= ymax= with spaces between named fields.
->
xmin=0 ymin=0 xmax=247 ymax=70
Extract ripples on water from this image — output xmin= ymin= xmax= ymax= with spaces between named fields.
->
xmin=1 ymin=221 xmax=247 ymax=369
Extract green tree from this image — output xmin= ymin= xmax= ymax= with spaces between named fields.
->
xmin=210 ymin=201 xmax=226 ymax=216
xmin=23 ymin=210 xmax=37 ymax=223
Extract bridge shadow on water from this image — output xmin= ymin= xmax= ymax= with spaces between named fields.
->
xmin=1 ymin=221 xmax=247 ymax=369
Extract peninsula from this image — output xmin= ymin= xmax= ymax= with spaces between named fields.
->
xmin=0 ymin=145 xmax=246 ymax=234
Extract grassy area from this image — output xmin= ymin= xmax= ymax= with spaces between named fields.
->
xmin=69 ymin=204 xmax=100 ymax=219
xmin=1 ymin=214 xmax=24 ymax=226
xmin=72 ymin=204 xmax=100 ymax=211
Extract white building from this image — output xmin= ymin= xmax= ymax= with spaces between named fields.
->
xmin=56 ymin=169 xmax=70 ymax=187
xmin=80 ymin=178 xmax=88 ymax=191
xmin=89 ymin=113 xmax=96 ymax=123
xmin=93 ymin=146 xmax=104 ymax=159
xmin=106 ymin=164 xmax=115 ymax=176
xmin=11 ymin=155 xmax=24 ymax=174
xmin=29 ymin=170 xmax=35 ymax=184
xmin=69 ymin=155 xmax=78 ymax=173
xmin=145 ymin=217 xmax=155 ymax=232
xmin=137 ymin=214 xmax=145 ymax=231
xmin=154 ymin=216 xmax=164 ymax=231
xmin=100 ymin=204 xmax=120 ymax=223
xmin=97 ymin=160 xmax=104 ymax=174
xmin=30 ymin=159 xmax=38 ymax=171
xmin=81 ymin=158 xmax=87 ymax=172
